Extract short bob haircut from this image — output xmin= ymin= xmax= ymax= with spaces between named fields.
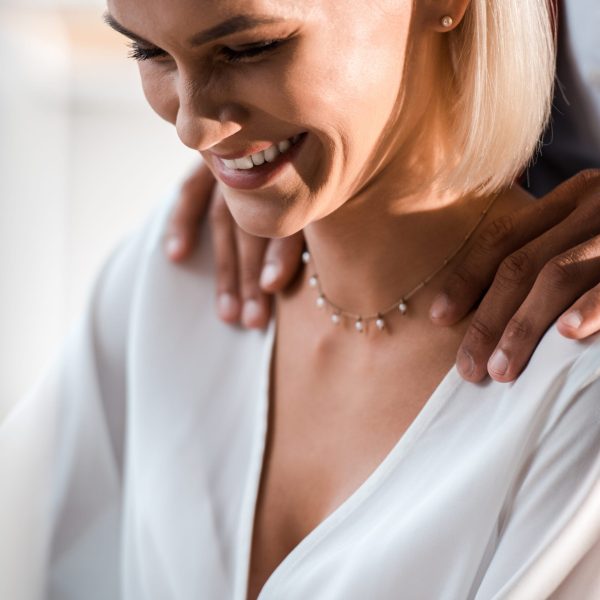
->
xmin=368 ymin=0 xmax=556 ymax=198
xmin=445 ymin=0 xmax=556 ymax=195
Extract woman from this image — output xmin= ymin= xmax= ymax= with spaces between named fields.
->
xmin=163 ymin=0 xmax=600 ymax=387
xmin=2 ymin=1 xmax=600 ymax=599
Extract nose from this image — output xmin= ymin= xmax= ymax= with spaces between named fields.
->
xmin=174 ymin=71 xmax=245 ymax=151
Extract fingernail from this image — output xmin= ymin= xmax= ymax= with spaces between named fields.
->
xmin=457 ymin=350 xmax=474 ymax=377
xmin=242 ymin=299 xmax=263 ymax=326
xmin=430 ymin=293 xmax=449 ymax=320
xmin=166 ymin=235 xmax=184 ymax=257
xmin=489 ymin=349 xmax=509 ymax=377
xmin=218 ymin=293 xmax=240 ymax=320
xmin=260 ymin=263 xmax=280 ymax=289
xmin=560 ymin=310 xmax=583 ymax=330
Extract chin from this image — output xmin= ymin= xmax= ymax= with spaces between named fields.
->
xmin=227 ymin=198 xmax=307 ymax=240
xmin=232 ymin=211 xmax=305 ymax=238
xmin=235 ymin=213 xmax=305 ymax=240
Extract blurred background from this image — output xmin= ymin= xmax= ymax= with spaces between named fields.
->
xmin=0 ymin=0 xmax=197 ymax=414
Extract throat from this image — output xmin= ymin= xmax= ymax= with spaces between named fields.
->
xmin=299 ymin=191 xmax=499 ymax=328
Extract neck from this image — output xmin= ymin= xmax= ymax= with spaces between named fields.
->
xmin=301 ymin=180 xmax=498 ymax=322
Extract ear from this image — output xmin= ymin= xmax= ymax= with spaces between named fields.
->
xmin=420 ymin=0 xmax=471 ymax=32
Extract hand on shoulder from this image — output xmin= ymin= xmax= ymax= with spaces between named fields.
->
xmin=164 ymin=166 xmax=600 ymax=383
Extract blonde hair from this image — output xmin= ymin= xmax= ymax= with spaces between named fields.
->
xmin=443 ymin=0 xmax=556 ymax=194
xmin=358 ymin=0 xmax=556 ymax=199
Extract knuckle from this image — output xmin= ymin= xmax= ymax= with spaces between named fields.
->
xmin=467 ymin=318 xmax=497 ymax=347
xmin=237 ymin=246 xmax=264 ymax=293
xmin=496 ymin=249 xmax=536 ymax=288
xmin=239 ymin=264 xmax=262 ymax=293
xmin=240 ymin=267 xmax=259 ymax=290
xmin=503 ymin=317 xmax=533 ymax=343
xmin=586 ymin=284 xmax=600 ymax=308
xmin=445 ymin=266 xmax=473 ymax=293
xmin=213 ymin=243 xmax=237 ymax=285
xmin=574 ymin=169 xmax=600 ymax=207
xmin=578 ymin=168 xmax=600 ymax=187
xmin=540 ymin=256 xmax=581 ymax=291
xmin=214 ymin=254 xmax=236 ymax=285
xmin=477 ymin=214 xmax=516 ymax=252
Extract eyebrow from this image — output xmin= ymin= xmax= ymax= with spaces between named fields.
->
xmin=103 ymin=12 xmax=283 ymax=47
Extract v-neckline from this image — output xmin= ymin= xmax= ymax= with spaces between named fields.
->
xmin=235 ymin=316 xmax=463 ymax=600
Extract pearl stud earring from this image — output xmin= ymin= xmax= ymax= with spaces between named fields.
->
xmin=441 ymin=15 xmax=454 ymax=28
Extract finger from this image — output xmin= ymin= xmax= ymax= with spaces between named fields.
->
xmin=259 ymin=233 xmax=306 ymax=293
xmin=165 ymin=161 xmax=216 ymax=262
xmin=488 ymin=239 xmax=600 ymax=382
xmin=456 ymin=245 xmax=555 ymax=382
xmin=456 ymin=208 xmax=600 ymax=382
xmin=209 ymin=192 xmax=242 ymax=323
xmin=235 ymin=227 xmax=272 ymax=329
xmin=557 ymin=285 xmax=600 ymax=341
xmin=431 ymin=174 xmax=596 ymax=326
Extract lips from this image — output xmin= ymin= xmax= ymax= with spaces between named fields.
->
xmin=208 ymin=132 xmax=308 ymax=191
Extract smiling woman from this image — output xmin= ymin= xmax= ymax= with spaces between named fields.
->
xmin=2 ymin=1 xmax=600 ymax=600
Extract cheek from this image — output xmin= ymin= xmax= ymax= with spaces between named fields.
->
xmin=267 ymin=34 xmax=402 ymax=157
xmin=139 ymin=66 xmax=179 ymax=125
xmin=272 ymin=49 xmax=402 ymax=202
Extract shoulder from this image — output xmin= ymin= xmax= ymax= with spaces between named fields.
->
xmin=525 ymin=323 xmax=600 ymax=377
xmin=89 ymin=190 xmax=185 ymax=364
xmin=471 ymin=329 xmax=600 ymax=598
xmin=92 ymin=186 xmax=217 ymax=342
xmin=518 ymin=325 xmax=600 ymax=414
xmin=455 ymin=325 xmax=600 ymax=427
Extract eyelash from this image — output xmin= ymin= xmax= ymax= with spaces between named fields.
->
xmin=127 ymin=39 xmax=285 ymax=64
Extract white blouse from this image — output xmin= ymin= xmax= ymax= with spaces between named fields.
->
xmin=2 ymin=194 xmax=600 ymax=600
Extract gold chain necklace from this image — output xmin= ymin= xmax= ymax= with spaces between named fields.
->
xmin=303 ymin=193 xmax=499 ymax=333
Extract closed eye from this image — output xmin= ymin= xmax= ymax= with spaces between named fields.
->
xmin=127 ymin=39 xmax=288 ymax=63
xmin=220 ymin=39 xmax=286 ymax=63
xmin=128 ymin=42 xmax=168 ymax=61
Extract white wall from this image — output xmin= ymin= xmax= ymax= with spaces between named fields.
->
xmin=0 ymin=6 xmax=197 ymax=414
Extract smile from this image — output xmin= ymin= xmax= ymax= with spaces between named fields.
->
xmin=220 ymin=134 xmax=304 ymax=171
xmin=209 ymin=132 xmax=308 ymax=191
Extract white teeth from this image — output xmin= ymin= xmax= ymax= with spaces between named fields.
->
xmin=251 ymin=151 xmax=266 ymax=166
xmin=278 ymin=139 xmax=291 ymax=153
xmin=264 ymin=145 xmax=280 ymax=163
xmin=221 ymin=134 xmax=303 ymax=170
xmin=234 ymin=156 xmax=254 ymax=170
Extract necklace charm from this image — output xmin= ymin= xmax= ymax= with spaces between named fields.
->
xmin=302 ymin=191 xmax=498 ymax=336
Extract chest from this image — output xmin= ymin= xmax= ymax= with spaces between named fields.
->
xmin=245 ymin=325 xmax=457 ymax=600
